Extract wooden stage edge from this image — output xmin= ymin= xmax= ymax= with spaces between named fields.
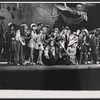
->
xmin=0 ymin=62 xmax=100 ymax=70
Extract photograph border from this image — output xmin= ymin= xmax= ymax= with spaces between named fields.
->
xmin=0 ymin=0 xmax=100 ymax=98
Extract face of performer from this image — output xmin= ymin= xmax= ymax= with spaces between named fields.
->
xmin=32 ymin=25 xmax=37 ymax=30
xmin=24 ymin=25 xmax=28 ymax=30
xmin=73 ymin=32 xmax=76 ymax=35
xmin=37 ymin=24 xmax=43 ymax=30
xmin=11 ymin=26 xmax=14 ymax=30
xmin=82 ymin=31 xmax=86 ymax=36
xmin=55 ymin=28 xmax=59 ymax=33
xmin=42 ymin=27 xmax=47 ymax=34
xmin=96 ymin=30 xmax=99 ymax=36
xmin=50 ymin=40 xmax=54 ymax=47
xmin=63 ymin=29 xmax=68 ymax=34
xmin=17 ymin=29 xmax=20 ymax=33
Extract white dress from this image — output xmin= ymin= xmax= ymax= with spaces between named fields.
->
xmin=28 ymin=31 xmax=36 ymax=48
xmin=34 ymin=31 xmax=44 ymax=51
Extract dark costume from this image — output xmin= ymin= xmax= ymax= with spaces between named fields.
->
xmin=91 ymin=34 xmax=99 ymax=64
xmin=4 ymin=29 xmax=16 ymax=63
xmin=21 ymin=26 xmax=31 ymax=61
xmin=79 ymin=35 xmax=89 ymax=64
xmin=0 ymin=21 xmax=5 ymax=59
xmin=43 ymin=45 xmax=57 ymax=65
xmin=55 ymin=43 xmax=70 ymax=65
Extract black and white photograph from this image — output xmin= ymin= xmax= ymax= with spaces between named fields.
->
xmin=1 ymin=2 xmax=100 ymax=92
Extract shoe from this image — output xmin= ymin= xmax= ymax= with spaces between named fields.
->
xmin=38 ymin=63 xmax=44 ymax=65
xmin=32 ymin=62 xmax=36 ymax=65
xmin=23 ymin=63 xmax=26 ymax=65
xmin=16 ymin=64 xmax=20 ymax=66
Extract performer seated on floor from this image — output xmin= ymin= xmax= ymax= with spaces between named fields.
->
xmin=67 ymin=39 xmax=78 ymax=65
xmin=43 ymin=39 xmax=57 ymax=65
xmin=55 ymin=36 xmax=70 ymax=65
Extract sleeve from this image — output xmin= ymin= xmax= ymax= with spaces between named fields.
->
xmin=97 ymin=37 xmax=99 ymax=47
xmin=89 ymin=36 xmax=92 ymax=49
xmin=44 ymin=46 xmax=49 ymax=56
xmin=15 ymin=30 xmax=21 ymax=40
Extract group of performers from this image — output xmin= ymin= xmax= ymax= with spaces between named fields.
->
xmin=1 ymin=21 xmax=100 ymax=65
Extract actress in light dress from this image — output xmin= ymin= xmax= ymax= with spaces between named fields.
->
xmin=28 ymin=23 xmax=37 ymax=65
xmin=35 ymin=30 xmax=44 ymax=65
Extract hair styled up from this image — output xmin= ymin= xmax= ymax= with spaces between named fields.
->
xmin=15 ymin=25 xmax=23 ymax=36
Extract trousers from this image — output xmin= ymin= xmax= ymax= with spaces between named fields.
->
xmin=14 ymin=41 xmax=24 ymax=64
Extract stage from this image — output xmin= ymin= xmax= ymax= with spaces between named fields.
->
xmin=0 ymin=62 xmax=100 ymax=90
xmin=0 ymin=62 xmax=100 ymax=70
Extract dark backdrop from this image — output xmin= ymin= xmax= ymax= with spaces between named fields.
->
xmin=53 ymin=4 xmax=100 ymax=32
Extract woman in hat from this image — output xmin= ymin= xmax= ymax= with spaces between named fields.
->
xmin=35 ymin=27 xmax=44 ymax=65
xmin=67 ymin=39 xmax=78 ymax=65
xmin=28 ymin=23 xmax=37 ymax=65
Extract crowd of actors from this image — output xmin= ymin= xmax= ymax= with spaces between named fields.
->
xmin=2 ymin=22 xmax=100 ymax=65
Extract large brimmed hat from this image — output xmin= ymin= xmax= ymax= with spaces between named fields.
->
xmin=96 ymin=28 xmax=100 ymax=31
xmin=44 ymin=25 xmax=50 ymax=28
xmin=30 ymin=23 xmax=37 ymax=28
xmin=68 ymin=40 xmax=77 ymax=46
xmin=8 ymin=23 xmax=16 ymax=28
xmin=37 ymin=22 xmax=43 ymax=26
xmin=8 ymin=22 xmax=12 ymax=27
xmin=21 ymin=23 xmax=27 ymax=27
xmin=64 ymin=26 xmax=69 ymax=30
xmin=82 ymin=28 xmax=88 ymax=34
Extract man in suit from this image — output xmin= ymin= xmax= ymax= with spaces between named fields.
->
xmin=79 ymin=28 xmax=89 ymax=64
xmin=91 ymin=30 xmax=99 ymax=64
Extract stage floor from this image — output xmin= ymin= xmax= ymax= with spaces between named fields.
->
xmin=0 ymin=61 xmax=100 ymax=70
xmin=0 ymin=61 xmax=100 ymax=90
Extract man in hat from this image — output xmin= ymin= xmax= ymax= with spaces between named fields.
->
xmin=97 ymin=28 xmax=100 ymax=64
xmin=79 ymin=28 xmax=89 ymax=64
xmin=37 ymin=22 xmax=43 ymax=31
xmin=4 ymin=23 xmax=16 ymax=64
xmin=0 ymin=20 xmax=5 ymax=62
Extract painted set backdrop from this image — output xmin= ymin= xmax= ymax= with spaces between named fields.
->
xmin=1 ymin=3 xmax=100 ymax=31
